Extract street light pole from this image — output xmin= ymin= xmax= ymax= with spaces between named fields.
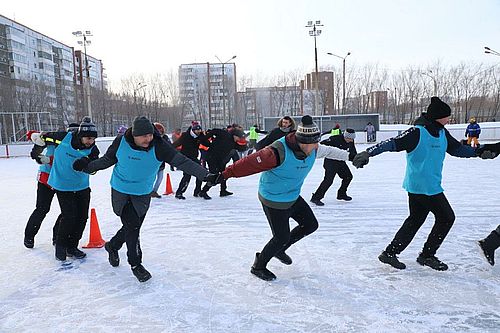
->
xmin=215 ymin=55 xmax=236 ymax=126
xmin=421 ymin=70 xmax=438 ymax=96
xmin=133 ymin=83 xmax=147 ymax=115
xmin=306 ymin=20 xmax=323 ymax=117
xmin=327 ymin=51 xmax=351 ymax=114
xmin=484 ymin=46 xmax=500 ymax=57
xmin=72 ymin=30 xmax=93 ymax=120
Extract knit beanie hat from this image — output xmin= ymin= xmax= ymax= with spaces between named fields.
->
xmin=343 ymin=128 xmax=356 ymax=140
xmin=77 ymin=116 xmax=98 ymax=138
xmin=426 ymin=97 xmax=451 ymax=120
xmin=295 ymin=115 xmax=321 ymax=144
xmin=132 ymin=116 xmax=154 ymax=136
xmin=231 ymin=128 xmax=245 ymax=138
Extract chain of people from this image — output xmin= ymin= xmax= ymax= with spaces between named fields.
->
xmin=23 ymin=96 xmax=500 ymax=282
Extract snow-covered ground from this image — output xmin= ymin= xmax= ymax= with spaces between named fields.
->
xmin=0 ymin=147 xmax=499 ymax=332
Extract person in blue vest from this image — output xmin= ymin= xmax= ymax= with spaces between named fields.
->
xmin=218 ymin=115 xmax=350 ymax=281
xmin=32 ymin=117 xmax=100 ymax=261
xmin=352 ymin=97 xmax=481 ymax=271
xmin=24 ymin=124 xmax=80 ymax=248
xmin=79 ymin=116 xmax=217 ymax=282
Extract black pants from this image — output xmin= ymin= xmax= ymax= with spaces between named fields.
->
xmin=25 ymin=182 xmax=61 ymax=242
xmin=55 ymin=188 xmax=91 ymax=249
xmin=385 ymin=192 xmax=455 ymax=257
xmin=109 ymin=200 xmax=146 ymax=266
xmin=201 ymin=156 xmax=227 ymax=193
xmin=176 ymin=158 xmax=202 ymax=195
xmin=313 ymin=160 xmax=352 ymax=199
xmin=258 ymin=196 xmax=319 ymax=266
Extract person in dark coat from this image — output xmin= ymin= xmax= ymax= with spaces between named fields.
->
xmin=198 ymin=127 xmax=247 ymax=200
xmin=311 ymin=128 xmax=357 ymax=206
xmin=217 ymin=115 xmax=350 ymax=281
xmin=172 ymin=123 xmax=205 ymax=199
xmin=31 ymin=117 xmax=100 ymax=261
xmin=150 ymin=122 xmax=170 ymax=198
xmin=80 ymin=116 xmax=216 ymax=282
xmin=255 ymin=116 xmax=295 ymax=151
xmin=352 ymin=97 xmax=481 ymax=271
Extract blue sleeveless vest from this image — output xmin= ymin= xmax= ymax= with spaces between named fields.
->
xmin=110 ymin=137 xmax=162 ymax=195
xmin=403 ymin=125 xmax=447 ymax=195
xmin=48 ymin=132 xmax=92 ymax=191
xmin=259 ymin=137 xmax=316 ymax=202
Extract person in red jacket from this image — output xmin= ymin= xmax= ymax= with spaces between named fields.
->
xmin=214 ymin=115 xmax=350 ymax=281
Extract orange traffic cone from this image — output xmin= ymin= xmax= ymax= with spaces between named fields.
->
xmin=163 ymin=173 xmax=174 ymax=195
xmin=83 ymin=208 xmax=106 ymax=248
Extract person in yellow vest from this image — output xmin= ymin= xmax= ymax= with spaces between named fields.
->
xmin=329 ymin=123 xmax=341 ymax=136
xmin=248 ymin=124 xmax=267 ymax=154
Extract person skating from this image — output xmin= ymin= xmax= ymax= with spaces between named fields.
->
xmin=32 ymin=117 xmax=100 ymax=261
xmin=311 ymin=128 xmax=357 ymax=206
xmin=81 ymin=116 xmax=217 ymax=282
xmin=218 ymin=115 xmax=350 ymax=281
xmin=478 ymin=225 xmax=500 ymax=266
xmin=172 ymin=122 xmax=205 ymax=199
xmin=198 ymin=127 xmax=247 ymax=200
xmin=255 ymin=116 xmax=295 ymax=151
xmin=352 ymin=97 xmax=481 ymax=271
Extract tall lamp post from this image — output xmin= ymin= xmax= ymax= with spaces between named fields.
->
xmin=72 ymin=30 xmax=93 ymax=119
xmin=421 ymin=70 xmax=438 ymax=96
xmin=327 ymin=51 xmax=351 ymax=114
xmin=133 ymin=82 xmax=147 ymax=114
xmin=215 ymin=55 xmax=236 ymax=126
xmin=306 ymin=20 xmax=323 ymax=117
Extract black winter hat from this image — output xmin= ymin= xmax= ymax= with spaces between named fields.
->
xmin=77 ymin=117 xmax=98 ymax=138
xmin=132 ymin=116 xmax=155 ymax=136
xmin=427 ymin=97 xmax=451 ymax=120
xmin=295 ymin=115 xmax=321 ymax=144
xmin=231 ymin=128 xmax=245 ymax=138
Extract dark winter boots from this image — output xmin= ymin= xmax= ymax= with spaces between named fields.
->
xmin=337 ymin=192 xmax=352 ymax=201
xmin=132 ymin=264 xmax=152 ymax=282
xmin=175 ymin=193 xmax=186 ymax=200
xmin=378 ymin=251 xmax=406 ymax=269
xmin=150 ymin=191 xmax=161 ymax=198
xmin=24 ymin=237 xmax=34 ymax=249
xmin=478 ymin=230 xmax=500 ymax=266
xmin=55 ymin=244 xmax=66 ymax=261
xmin=310 ymin=194 xmax=325 ymax=206
xmin=251 ymin=252 xmax=276 ymax=281
xmin=105 ymin=242 xmax=120 ymax=267
xmin=220 ymin=190 xmax=233 ymax=197
xmin=66 ymin=248 xmax=87 ymax=259
xmin=416 ymin=253 xmax=448 ymax=271
xmin=199 ymin=190 xmax=211 ymax=200
xmin=274 ymin=251 xmax=292 ymax=265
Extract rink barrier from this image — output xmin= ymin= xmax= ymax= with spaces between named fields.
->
xmin=2 ymin=123 xmax=500 ymax=158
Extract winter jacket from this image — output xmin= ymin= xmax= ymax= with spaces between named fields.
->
xmin=222 ymin=132 xmax=349 ymax=209
xmin=172 ymin=127 xmax=205 ymax=161
xmin=465 ymin=123 xmax=481 ymax=138
xmin=320 ymin=135 xmax=357 ymax=166
xmin=255 ymin=127 xmax=293 ymax=151
xmin=39 ymin=131 xmax=99 ymax=191
xmin=365 ymin=114 xmax=477 ymax=194
xmin=204 ymin=128 xmax=242 ymax=162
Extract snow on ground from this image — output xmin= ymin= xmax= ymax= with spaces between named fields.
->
xmin=0 ymin=147 xmax=499 ymax=332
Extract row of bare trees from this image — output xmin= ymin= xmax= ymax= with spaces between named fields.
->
xmin=2 ymin=61 xmax=500 ymax=143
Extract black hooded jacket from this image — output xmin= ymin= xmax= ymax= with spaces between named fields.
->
xmin=366 ymin=114 xmax=477 ymax=158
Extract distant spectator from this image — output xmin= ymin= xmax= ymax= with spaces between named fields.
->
xmin=465 ymin=117 xmax=481 ymax=147
xmin=365 ymin=122 xmax=376 ymax=142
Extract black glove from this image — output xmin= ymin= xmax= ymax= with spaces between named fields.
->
xmin=352 ymin=151 xmax=370 ymax=168
xmin=73 ymin=157 xmax=90 ymax=171
xmin=476 ymin=144 xmax=498 ymax=159
xmin=204 ymin=173 xmax=224 ymax=186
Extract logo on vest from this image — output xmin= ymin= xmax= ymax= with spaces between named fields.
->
xmin=128 ymin=156 xmax=141 ymax=161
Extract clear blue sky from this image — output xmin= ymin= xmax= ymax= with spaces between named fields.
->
xmin=3 ymin=0 xmax=500 ymax=89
